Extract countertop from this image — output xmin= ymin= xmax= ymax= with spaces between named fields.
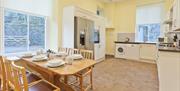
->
xmin=158 ymin=47 xmax=180 ymax=53
xmin=114 ymin=41 xmax=156 ymax=45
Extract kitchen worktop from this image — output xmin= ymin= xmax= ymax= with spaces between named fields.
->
xmin=114 ymin=41 xmax=156 ymax=45
xmin=158 ymin=47 xmax=180 ymax=53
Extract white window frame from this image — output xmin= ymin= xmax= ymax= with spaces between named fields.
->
xmin=1 ymin=8 xmax=47 ymax=55
xmin=0 ymin=5 xmax=4 ymax=55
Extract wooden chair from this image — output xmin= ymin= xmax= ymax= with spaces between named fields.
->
xmin=4 ymin=59 xmax=42 ymax=88
xmin=73 ymin=49 xmax=94 ymax=91
xmin=80 ymin=49 xmax=94 ymax=60
xmin=59 ymin=48 xmax=80 ymax=56
xmin=0 ymin=56 xmax=7 ymax=91
xmin=69 ymin=48 xmax=80 ymax=55
xmin=58 ymin=48 xmax=69 ymax=53
xmin=4 ymin=60 xmax=60 ymax=91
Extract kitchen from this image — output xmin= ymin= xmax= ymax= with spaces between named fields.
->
xmin=0 ymin=0 xmax=180 ymax=91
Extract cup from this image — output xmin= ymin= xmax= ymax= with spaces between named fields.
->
xmin=66 ymin=57 xmax=73 ymax=65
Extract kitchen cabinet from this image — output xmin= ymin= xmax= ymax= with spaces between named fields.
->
xmin=139 ymin=44 xmax=157 ymax=62
xmin=94 ymin=17 xmax=106 ymax=61
xmin=165 ymin=0 xmax=180 ymax=31
xmin=157 ymin=51 xmax=180 ymax=91
xmin=178 ymin=0 xmax=180 ymax=29
xmin=172 ymin=0 xmax=180 ymax=31
xmin=126 ymin=44 xmax=140 ymax=60
xmin=62 ymin=6 xmax=106 ymax=61
xmin=172 ymin=0 xmax=179 ymax=30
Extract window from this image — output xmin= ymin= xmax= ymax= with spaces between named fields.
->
xmin=138 ymin=24 xmax=160 ymax=42
xmin=136 ymin=3 xmax=164 ymax=42
xmin=4 ymin=9 xmax=46 ymax=53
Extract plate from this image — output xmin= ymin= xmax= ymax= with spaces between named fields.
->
xmin=46 ymin=61 xmax=65 ymax=68
xmin=69 ymin=54 xmax=83 ymax=60
xmin=19 ymin=53 xmax=34 ymax=58
xmin=32 ymin=55 xmax=48 ymax=62
xmin=21 ymin=55 xmax=33 ymax=58
xmin=55 ymin=52 xmax=68 ymax=57
xmin=47 ymin=60 xmax=63 ymax=65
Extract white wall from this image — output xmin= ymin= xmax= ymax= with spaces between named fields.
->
xmin=0 ymin=0 xmax=58 ymax=54
xmin=4 ymin=0 xmax=52 ymax=16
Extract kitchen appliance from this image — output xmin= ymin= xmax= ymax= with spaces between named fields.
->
xmin=74 ymin=17 xmax=94 ymax=50
xmin=94 ymin=27 xmax=100 ymax=43
xmin=158 ymin=37 xmax=165 ymax=43
xmin=115 ymin=44 xmax=127 ymax=59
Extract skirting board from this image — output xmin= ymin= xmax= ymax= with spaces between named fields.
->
xmin=114 ymin=58 xmax=156 ymax=64
xmin=105 ymin=53 xmax=114 ymax=56
xmin=96 ymin=57 xmax=105 ymax=63
xmin=139 ymin=58 xmax=156 ymax=64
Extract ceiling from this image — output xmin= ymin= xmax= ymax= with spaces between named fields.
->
xmin=98 ymin=0 xmax=127 ymax=3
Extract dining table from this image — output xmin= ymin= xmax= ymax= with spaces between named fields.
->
xmin=21 ymin=56 xmax=97 ymax=91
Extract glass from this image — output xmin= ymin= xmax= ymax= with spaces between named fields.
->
xmin=3 ymin=9 xmax=46 ymax=53
xmin=65 ymin=57 xmax=73 ymax=65
xmin=29 ymin=16 xmax=45 ymax=51
xmin=4 ymin=10 xmax=28 ymax=53
xmin=138 ymin=24 xmax=160 ymax=42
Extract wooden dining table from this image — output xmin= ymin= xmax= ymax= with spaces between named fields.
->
xmin=21 ymin=57 xmax=97 ymax=90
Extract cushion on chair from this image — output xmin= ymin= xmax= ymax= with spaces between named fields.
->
xmin=29 ymin=80 xmax=57 ymax=91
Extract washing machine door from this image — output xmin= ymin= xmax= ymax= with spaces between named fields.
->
xmin=117 ymin=47 xmax=124 ymax=54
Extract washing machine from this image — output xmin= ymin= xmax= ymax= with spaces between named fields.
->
xmin=115 ymin=44 xmax=127 ymax=58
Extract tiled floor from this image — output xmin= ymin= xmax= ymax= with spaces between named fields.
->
xmin=91 ymin=56 xmax=159 ymax=91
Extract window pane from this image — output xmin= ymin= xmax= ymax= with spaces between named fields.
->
xmin=29 ymin=16 xmax=45 ymax=51
xmin=138 ymin=24 xmax=160 ymax=42
xmin=4 ymin=10 xmax=28 ymax=53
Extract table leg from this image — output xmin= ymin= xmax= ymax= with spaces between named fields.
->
xmin=64 ymin=75 xmax=69 ymax=84
xmin=54 ymin=75 xmax=74 ymax=91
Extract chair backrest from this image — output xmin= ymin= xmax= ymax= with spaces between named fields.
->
xmin=80 ymin=49 xmax=94 ymax=60
xmin=0 ymin=56 xmax=6 ymax=91
xmin=58 ymin=48 xmax=68 ymax=53
xmin=4 ymin=60 xmax=28 ymax=91
xmin=73 ymin=49 xmax=80 ymax=54
xmin=59 ymin=48 xmax=70 ymax=55
xmin=59 ymin=48 xmax=80 ymax=56
xmin=69 ymin=48 xmax=80 ymax=55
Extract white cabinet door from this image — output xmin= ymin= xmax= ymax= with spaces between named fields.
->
xmin=177 ymin=0 xmax=180 ymax=29
xmin=172 ymin=0 xmax=179 ymax=30
xmin=94 ymin=17 xmax=106 ymax=61
xmin=126 ymin=44 xmax=140 ymax=60
xmin=139 ymin=44 xmax=157 ymax=61
xmin=157 ymin=51 xmax=180 ymax=91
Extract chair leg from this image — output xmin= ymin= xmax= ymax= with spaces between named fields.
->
xmin=80 ymin=77 xmax=84 ymax=91
xmin=90 ymin=71 xmax=93 ymax=89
